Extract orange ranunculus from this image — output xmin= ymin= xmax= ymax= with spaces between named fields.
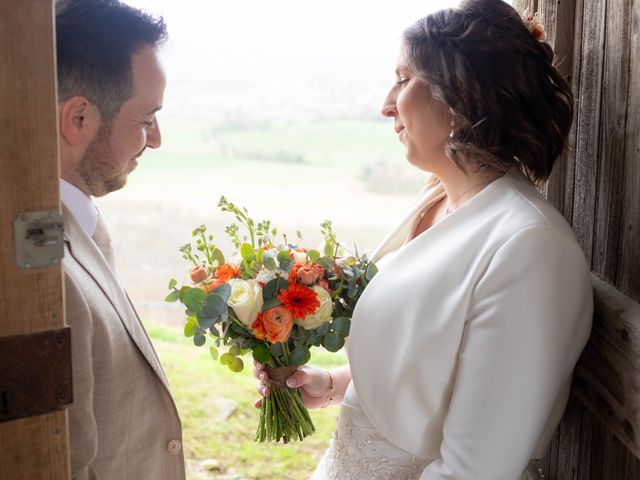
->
xmin=190 ymin=265 xmax=210 ymax=283
xmin=288 ymin=262 xmax=325 ymax=286
xmin=251 ymin=307 xmax=293 ymax=343
xmin=215 ymin=263 xmax=241 ymax=282
xmin=278 ymin=283 xmax=321 ymax=319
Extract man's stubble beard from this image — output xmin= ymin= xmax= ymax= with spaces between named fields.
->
xmin=78 ymin=122 xmax=127 ymax=197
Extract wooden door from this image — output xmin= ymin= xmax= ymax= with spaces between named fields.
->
xmin=517 ymin=0 xmax=640 ymax=477
xmin=0 ymin=1 xmax=71 ymax=478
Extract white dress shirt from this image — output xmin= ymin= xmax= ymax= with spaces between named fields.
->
xmin=59 ymin=179 xmax=98 ymax=238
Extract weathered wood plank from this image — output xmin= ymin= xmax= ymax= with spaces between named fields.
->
xmin=0 ymin=411 xmax=70 ymax=480
xmin=0 ymin=0 xmax=70 ymax=479
xmin=541 ymin=0 xmax=578 ymax=220
xmin=571 ymin=275 xmax=640 ymax=459
xmin=0 ymin=0 xmax=63 ymax=337
xmin=592 ymin=0 xmax=632 ymax=285
xmin=570 ymin=0 xmax=607 ymax=265
xmin=618 ymin=0 xmax=640 ymax=301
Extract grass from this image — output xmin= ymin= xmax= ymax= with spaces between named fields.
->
xmin=145 ymin=321 xmax=347 ymax=480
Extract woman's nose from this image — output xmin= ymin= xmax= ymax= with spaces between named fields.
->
xmin=381 ymin=90 xmax=397 ymax=118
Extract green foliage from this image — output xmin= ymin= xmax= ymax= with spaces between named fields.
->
xmin=182 ymin=288 xmax=207 ymax=313
xmin=252 ymin=343 xmax=271 ymax=363
xmin=322 ymin=332 xmax=345 ymax=352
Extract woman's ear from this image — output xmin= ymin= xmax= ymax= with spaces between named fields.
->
xmin=59 ymin=96 xmax=100 ymax=146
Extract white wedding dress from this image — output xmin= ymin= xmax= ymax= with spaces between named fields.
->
xmin=311 ymin=383 xmax=545 ymax=480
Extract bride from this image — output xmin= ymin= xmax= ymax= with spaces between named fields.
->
xmin=256 ymin=1 xmax=593 ymax=478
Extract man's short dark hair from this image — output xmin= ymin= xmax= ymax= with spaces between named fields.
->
xmin=56 ymin=0 xmax=167 ymax=121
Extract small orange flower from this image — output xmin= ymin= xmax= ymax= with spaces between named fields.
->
xmin=215 ymin=263 xmax=241 ymax=282
xmin=251 ymin=307 xmax=293 ymax=343
xmin=190 ymin=265 xmax=210 ymax=283
xmin=277 ymin=283 xmax=320 ymax=319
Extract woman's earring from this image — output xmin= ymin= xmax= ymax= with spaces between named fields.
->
xmin=449 ymin=118 xmax=455 ymax=139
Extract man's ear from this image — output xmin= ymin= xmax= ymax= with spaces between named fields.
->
xmin=59 ymin=96 xmax=100 ymax=146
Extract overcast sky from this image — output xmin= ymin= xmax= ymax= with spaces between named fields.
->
xmin=122 ymin=1 xmax=514 ymax=122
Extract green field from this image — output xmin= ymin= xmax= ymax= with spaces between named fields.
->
xmin=146 ymin=321 xmax=347 ymax=480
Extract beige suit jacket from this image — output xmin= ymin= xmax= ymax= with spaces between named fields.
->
xmin=63 ymin=205 xmax=185 ymax=479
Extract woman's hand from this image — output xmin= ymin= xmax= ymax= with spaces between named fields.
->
xmin=253 ymin=362 xmax=335 ymax=409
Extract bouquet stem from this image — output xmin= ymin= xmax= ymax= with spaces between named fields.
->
xmin=255 ymin=365 xmax=315 ymax=443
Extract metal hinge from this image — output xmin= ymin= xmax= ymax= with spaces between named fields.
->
xmin=14 ymin=209 xmax=64 ymax=269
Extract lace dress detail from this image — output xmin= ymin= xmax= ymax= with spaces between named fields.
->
xmin=311 ymin=411 xmax=430 ymax=480
xmin=312 ymin=383 xmax=547 ymax=479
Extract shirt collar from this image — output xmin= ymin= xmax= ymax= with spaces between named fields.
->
xmin=60 ymin=179 xmax=98 ymax=238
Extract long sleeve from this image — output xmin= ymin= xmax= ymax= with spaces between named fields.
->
xmin=65 ymin=271 xmax=100 ymax=480
xmin=421 ymin=225 xmax=592 ymax=480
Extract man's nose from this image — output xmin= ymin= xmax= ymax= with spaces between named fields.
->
xmin=146 ymin=117 xmax=162 ymax=149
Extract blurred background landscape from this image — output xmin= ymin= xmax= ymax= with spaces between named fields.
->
xmin=92 ymin=1 xmax=510 ymax=477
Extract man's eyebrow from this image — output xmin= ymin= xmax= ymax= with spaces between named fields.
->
xmin=144 ymin=105 xmax=162 ymax=116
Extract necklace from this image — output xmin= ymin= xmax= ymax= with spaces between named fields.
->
xmin=444 ymin=181 xmax=492 ymax=215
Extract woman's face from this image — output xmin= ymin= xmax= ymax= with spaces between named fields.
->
xmin=381 ymin=50 xmax=450 ymax=173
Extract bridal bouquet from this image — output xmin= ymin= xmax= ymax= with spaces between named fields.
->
xmin=165 ymin=197 xmax=377 ymax=443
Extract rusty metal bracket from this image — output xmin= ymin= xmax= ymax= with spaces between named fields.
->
xmin=0 ymin=328 xmax=73 ymax=422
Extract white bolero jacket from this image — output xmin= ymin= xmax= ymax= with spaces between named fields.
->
xmin=348 ymin=169 xmax=593 ymax=479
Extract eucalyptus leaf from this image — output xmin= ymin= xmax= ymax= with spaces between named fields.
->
xmin=183 ymin=288 xmax=207 ymax=313
xmin=168 ymin=278 xmax=178 ymax=290
xmin=184 ymin=320 xmax=198 ymax=338
xmin=348 ymin=284 xmax=359 ymax=299
xmin=317 ymin=322 xmax=331 ymax=336
xmin=365 ymin=262 xmax=379 ymax=281
xmin=212 ymin=283 xmax=232 ymax=303
xmin=209 ymin=346 xmax=219 ymax=361
xmin=288 ymin=345 xmax=311 ymax=366
xmin=229 ymin=356 xmax=244 ymax=372
xmin=220 ymin=353 xmax=234 ymax=365
xmin=211 ymin=248 xmax=225 ymax=266
xmin=229 ymin=345 xmax=241 ymax=356
xmin=164 ymin=290 xmax=180 ymax=303
xmin=322 ymin=332 xmax=345 ymax=352
xmin=262 ymin=298 xmax=282 ymax=311
xmin=253 ymin=343 xmax=271 ymax=363
xmin=263 ymin=277 xmax=288 ymax=301
xmin=307 ymin=250 xmax=321 ymax=263
xmin=324 ymin=242 xmax=335 ymax=257
xmin=193 ymin=332 xmax=206 ymax=347
xmin=240 ymin=243 xmax=255 ymax=261
xmin=202 ymin=294 xmax=227 ymax=319
xmin=197 ymin=316 xmax=214 ymax=329
xmin=262 ymin=255 xmax=277 ymax=271
xmin=331 ymin=317 xmax=351 ymax=337
xmin=269 ymin=343 xmax=284 ymax=357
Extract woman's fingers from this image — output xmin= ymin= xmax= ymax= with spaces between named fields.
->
xmin=254 ymin=397 xmax=263 ymax=409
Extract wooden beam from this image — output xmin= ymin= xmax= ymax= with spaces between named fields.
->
xmin=572 ymin=274 xmax=640 ymax=459
xmin=0 ymin=0 xmax=70 ymax=478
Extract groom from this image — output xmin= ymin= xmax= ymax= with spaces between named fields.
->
xmin=56 ymin=0 xmax=185 ymax=478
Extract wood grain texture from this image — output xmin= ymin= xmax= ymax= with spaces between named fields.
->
xmin=0 ymin=411 xmax=70 ymax=480
xmin=572 ymin=275 xmax=640 ymax=459
xmin=0 ymin=0 xmax=63 ymax=337
xmin=618 ymin=0 xmax=640 ymax=301
xmin=541 ymin=0 xmax=578 ymax=220
xmin=592 ymin=0 xmax=632 ymax=286
xmin=0 ymin=1 xmax=70 ymax=479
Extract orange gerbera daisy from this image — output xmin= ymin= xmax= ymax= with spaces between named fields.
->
xmin=215 ymin=263 xmax=241 ymax=282
xmin=277 ymin=283 xmax=320 ymax=319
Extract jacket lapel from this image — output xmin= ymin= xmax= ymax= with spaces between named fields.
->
xmin=62 ymin=205 xmax=170 ymax=389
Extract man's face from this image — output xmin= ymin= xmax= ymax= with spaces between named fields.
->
xmin=79 ymin=45 xmax=166 ymax=197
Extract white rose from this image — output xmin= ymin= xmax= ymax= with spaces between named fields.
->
xmin=295 ymin=285 xmax=333 ymax=330
xmin=227 ymin=278 xmax=264 ymax=326
xmin=292 ymin=250 xmax=307 ymax=263
xmin=256 ymin=269 xmax=277 ymax=285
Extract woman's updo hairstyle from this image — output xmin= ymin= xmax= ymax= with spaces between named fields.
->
xmin=403 ymin=0 xmax=573 ymax=183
